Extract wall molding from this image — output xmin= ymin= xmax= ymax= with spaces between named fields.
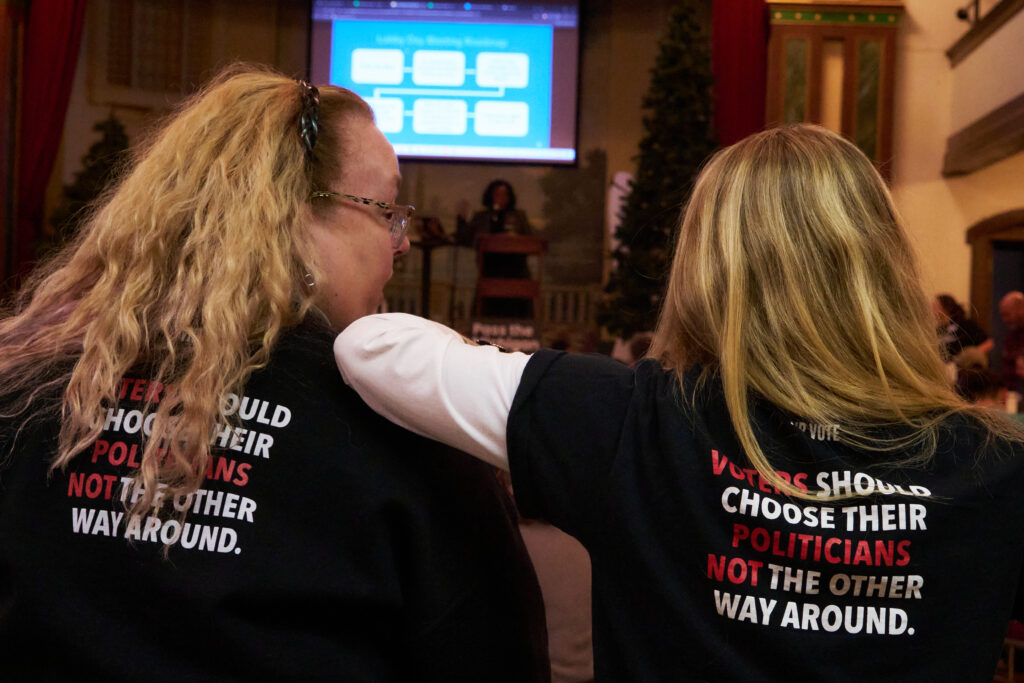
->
xmin=942 ymin=90 xmax=1024 ymax=176
xmin=947 ymin=0 xmax=1024 ymax=67
xmin=767 ymin=0 xmax=903 ymax=7
xmin=967 ymin=210 xmax=1024 ymax=333
xmin=967 ymin=209 xmax=1024 ymax=243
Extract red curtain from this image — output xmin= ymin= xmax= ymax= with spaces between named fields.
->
xmin=14 ymin=0 xmax=88 ymax=279
xmin=712 ymin=0 xmax=768 ymax=147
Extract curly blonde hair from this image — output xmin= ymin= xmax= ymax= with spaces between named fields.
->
xmin=0 ymin=64 xmax=372 ymax=513
xmin=651 ymin=124 xmax=1023 ymax=499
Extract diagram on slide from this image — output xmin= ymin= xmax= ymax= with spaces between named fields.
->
xmin=329 ymin=20 xmax=553 ymax=153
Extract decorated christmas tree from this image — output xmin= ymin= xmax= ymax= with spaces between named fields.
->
xmin=599 ymin=1 xmax=717 ymax=339
xmin=44 ymin=113 xmax=129 ymax=254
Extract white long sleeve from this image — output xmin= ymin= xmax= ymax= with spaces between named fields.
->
xmin=333 ymin=313 xmax=530 ymax=470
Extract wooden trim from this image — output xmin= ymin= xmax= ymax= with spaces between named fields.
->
xmin=475 ymin=234 xmax=546 ymax=255
xmin=767 ymin=0 xmax=903 ymax=9
xmin=970 ymin=240 xmax=994 ymax=328
xmin=767 ymin=1 xmax=904 ymax=26
xmin=967 ymin=210 xmax=1024 ymax=329
xmin=878 ymin=31 xmax=896 ymax=179
xmin=969 ymin=233 xmax=1024 ymax=330
xmin=765 ymin=23 xmax=896 ymax=176
xmin=807 ymin=34 xmax=823 ymax=122
xmin=769 ymin=13 xmax=901 ymax=27
xmin=766 ymin=27 xmax=817 ymax=126
xmin=969 ymin=231 xmax=1024 ymax=330
xmin=942 ymin=90 xmax=1024 ymax=176
xmin=841 ymin=36 xmax=857 ymax=135
xmin=765 ymin=25 xmax=783 ymax=125
xmin=765 ymin=31 xmax=780 ymax=126
xmin=966 ymin=209 xmax=1024 ymax=243
xmin=947 ymin=0 xmax=1024 ymax=67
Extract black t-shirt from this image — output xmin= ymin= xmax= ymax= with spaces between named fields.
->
xmin=508 ymin=350 xmax=1024 ymax=683
xmin=0 ymin=322 xmax=549 ymax=682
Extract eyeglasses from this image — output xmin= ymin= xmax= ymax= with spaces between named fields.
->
xmin=310 ymin=190 xmax=415 ymax=248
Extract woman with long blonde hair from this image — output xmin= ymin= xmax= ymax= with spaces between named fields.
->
xmin=336 ymin=124 xmax=1024 ymax=682
xmin=0 ymin=64 xmax=548 ymax=681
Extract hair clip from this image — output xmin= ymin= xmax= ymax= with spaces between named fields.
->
xmin=297 ymin=80 xmax=320 ymax=156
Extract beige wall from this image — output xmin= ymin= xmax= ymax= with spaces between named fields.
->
xmin=579 ymin=1 xmax=677 ymax=191
xmin=890 ymin=0 xmax=1024 ymax=305
xmin=950 ymin=10 xmax=1024 ymax=131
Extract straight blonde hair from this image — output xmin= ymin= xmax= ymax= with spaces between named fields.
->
xmin=0 ymin=64 xmax=372 ymax=514
xmin=651 ymin=124 xmax=1022 ymax=499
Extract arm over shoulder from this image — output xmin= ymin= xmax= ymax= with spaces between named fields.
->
xmin=334 ymin=313 xmax=529 ymax=470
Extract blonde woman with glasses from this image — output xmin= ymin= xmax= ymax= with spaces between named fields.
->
xmin=336 ymin=124 xmax=1024 ymax=682
xmin=0 ymin=64 xmax=548 ymax=681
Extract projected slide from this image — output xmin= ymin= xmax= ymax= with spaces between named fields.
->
xmin=329 ymin=20 xmax=566 ymax=161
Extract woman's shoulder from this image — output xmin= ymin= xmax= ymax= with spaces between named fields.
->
xmin=246 ymin=316 xmax=350 ymax=409
xmin=274 ymin=315 xmax=335 ymax=352
xmin=632 ymin=358 xmax=709 ymax=400
xmin=522 ymin=352 xmax=687 ymax=415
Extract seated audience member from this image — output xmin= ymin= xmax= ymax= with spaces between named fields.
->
xmin=336 ymin=124 xmax=1024 ymax=682
xmin=1001 ymin=291 xmax=1024 ymax=393
xmin=933 ymin=293 xmax=992 ymax=365
xmin=0 ymin=65 xmax=548 ymax=681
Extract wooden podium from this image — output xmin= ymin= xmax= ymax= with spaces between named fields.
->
xmin=474 ymin=234 xmax=546 ymax=318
